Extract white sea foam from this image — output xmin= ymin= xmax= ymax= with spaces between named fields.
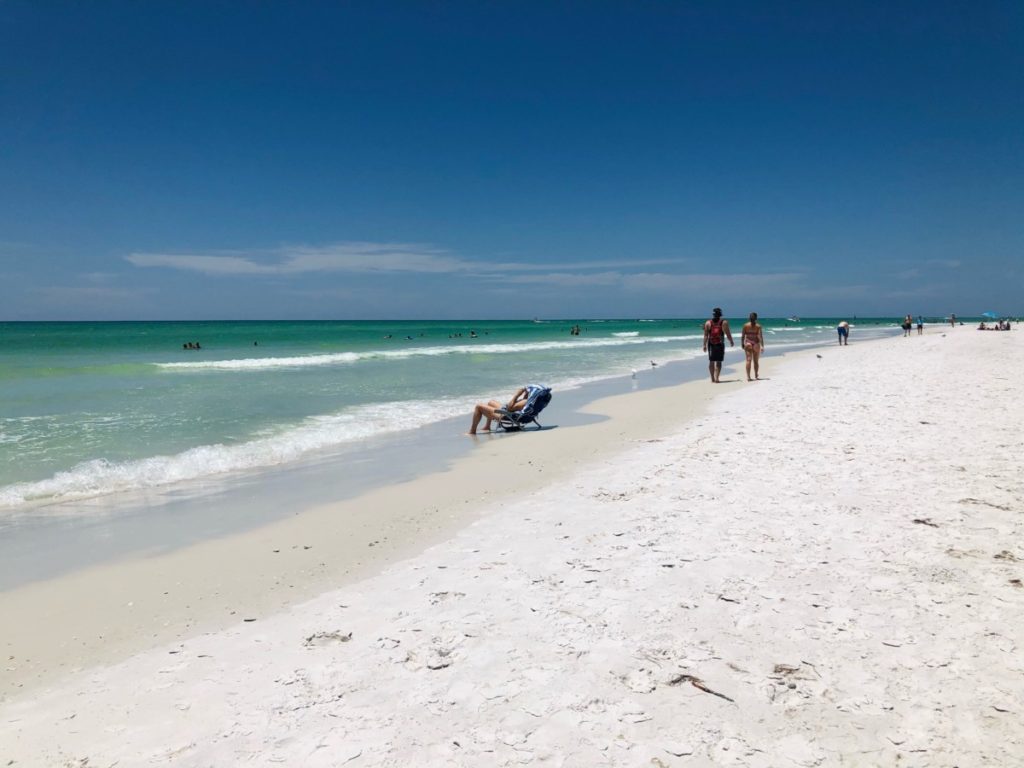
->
xmin=155 ymin=336 xmax=703 ymax=372
xmin=612 ymin=331 xmax=640 ymax=337
xmin=0 ymin=397 xmax=476 ymax=511
xmin=0 ymin=346 xmax=716 ymax=512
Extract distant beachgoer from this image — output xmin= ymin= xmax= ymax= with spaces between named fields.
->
xmin=702 ymin=307 xmax=734 ymax=383
xmin=837 ymin=320 xmax=850 ymax=346
xmin=950 ymin=314 xmax=957 ymax=328
xmin=741 ymin=312 xmax=765 ymax=381
xmin=467 ymin=386 xmax=533 ymax=434
xmin=978 ymin=322 xmax=987 ymax=330
xmin=902 ymin=315 xmax=913 ymax=337
xmin=183 ymin=343 xmax=189 ymax=350
xmin=194 ymin=342 xmax=201 ymax=349
xmin=916 ymin=315 xmax=924 ymax=335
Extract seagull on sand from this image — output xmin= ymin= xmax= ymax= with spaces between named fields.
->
xmin=650 ymin=360 xmax=658 ymax=367
xmin=816 ymin=354 xmax=823 ymax=359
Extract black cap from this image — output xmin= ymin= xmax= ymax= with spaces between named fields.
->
xmin=712 ymin=307 xmax=722 ymax=317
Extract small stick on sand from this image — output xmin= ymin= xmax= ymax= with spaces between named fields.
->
xmin=669 ymin=673 xmax=735 ymax=703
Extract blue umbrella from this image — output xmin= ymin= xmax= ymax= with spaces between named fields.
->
xmin=981 ymin=311 xmax=998 ymax=319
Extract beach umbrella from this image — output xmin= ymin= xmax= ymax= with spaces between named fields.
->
xmin=981 ymin=311 xmax=998 ymax=319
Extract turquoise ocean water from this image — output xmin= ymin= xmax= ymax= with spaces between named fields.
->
xmin=0 ymin=318 xmax=900 ymax=514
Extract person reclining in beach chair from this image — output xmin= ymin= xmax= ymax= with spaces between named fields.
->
xmin=467 ymin=384 xmax=552 ymax=434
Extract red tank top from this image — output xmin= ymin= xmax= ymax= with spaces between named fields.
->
xmin=708 ymin=319 xmax=724 ymax=344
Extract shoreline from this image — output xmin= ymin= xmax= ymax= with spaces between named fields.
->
xmin=0 ymin=331 xmax=901 ymax=698
xmin=4 ymin=324 xmax=1021 ymax=765
xmin=0 ymin=320 xmax=896 ymax=530
xmin=0 ymin=332 xmax=870 ymax=593
xmin=2 ymin=339 xmax=749 ymax=696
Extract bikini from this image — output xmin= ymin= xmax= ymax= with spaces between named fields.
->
xmin=743 ymin=326 xmax=761 ymax=349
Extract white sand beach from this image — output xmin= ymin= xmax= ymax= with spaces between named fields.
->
xmin=3 ymin=327 xmax=1023 ymax=766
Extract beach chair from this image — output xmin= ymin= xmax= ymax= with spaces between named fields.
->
xmin=496 ymin=385 xmax=552 ymax=432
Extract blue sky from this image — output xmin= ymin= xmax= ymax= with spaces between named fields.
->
xmin=1 ymin=1 xmax=1021 ymax=320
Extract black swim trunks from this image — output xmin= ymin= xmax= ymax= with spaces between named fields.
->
xmin=708 ymin=343 xmax=725 ymax=362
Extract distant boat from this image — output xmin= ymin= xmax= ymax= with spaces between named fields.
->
xmin=786 ymin=316 xmax=800 ymax=322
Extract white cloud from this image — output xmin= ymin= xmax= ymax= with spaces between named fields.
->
xmin=126 ymin=253 xmax=281 ymax=274
xmin=484 ymin=271 xmax=624 ymax=287
xmin=482 ymin=268 xmax=840 ymax=305
xmin=125 ymin=242 xmax=687 ymax=276
xmin=621 ymin=271 xmax=806 ymax=297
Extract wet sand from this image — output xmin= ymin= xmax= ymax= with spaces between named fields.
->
xmin=3 ymin=326 xmax=1022 ymax=766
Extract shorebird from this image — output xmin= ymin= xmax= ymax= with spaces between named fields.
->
xmin=650 ymin=360 xmax=658 ymax=367
xmin=816 ymin=354 xmax=823 ymax=359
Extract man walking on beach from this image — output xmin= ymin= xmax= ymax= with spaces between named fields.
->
xmin=702 ymin=307 xmax=733 ymax=383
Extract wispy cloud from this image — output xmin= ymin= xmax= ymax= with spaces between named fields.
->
xmin=894 ymin=268 xmax=921 ymax=280
xmin=620 ymin=272 xmax=806 ymax=296
xmin=126 ymin=253 xmax=278 ymax=275
xmin=484 ymin=271 xmax=624 ymax=287
xmin=125 ymin=242 xmax=685 ymax=276
xmin=479 ymin=269 xmax=827 ymax=303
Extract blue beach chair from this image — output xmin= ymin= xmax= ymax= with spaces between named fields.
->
xmin=496 ymin=385 xmax=552 ymax=432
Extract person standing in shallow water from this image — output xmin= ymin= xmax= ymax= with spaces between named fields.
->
xmin=837 ymin=320 xmax=850 ymax=345
xmin=740 ymin=312 xmax=765 ymax=381
xmin=702 ymin=307 xmax=733 ymax=383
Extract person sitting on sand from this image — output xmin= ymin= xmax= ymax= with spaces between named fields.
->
xmin=741 ymin=312 xmax=765 ymax=381
xmin=468 ymin=386 xmax=535 ymax=434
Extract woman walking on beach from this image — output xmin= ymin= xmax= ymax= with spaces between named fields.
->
xmin=741 ymin=312 xmax=765 ymax=381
